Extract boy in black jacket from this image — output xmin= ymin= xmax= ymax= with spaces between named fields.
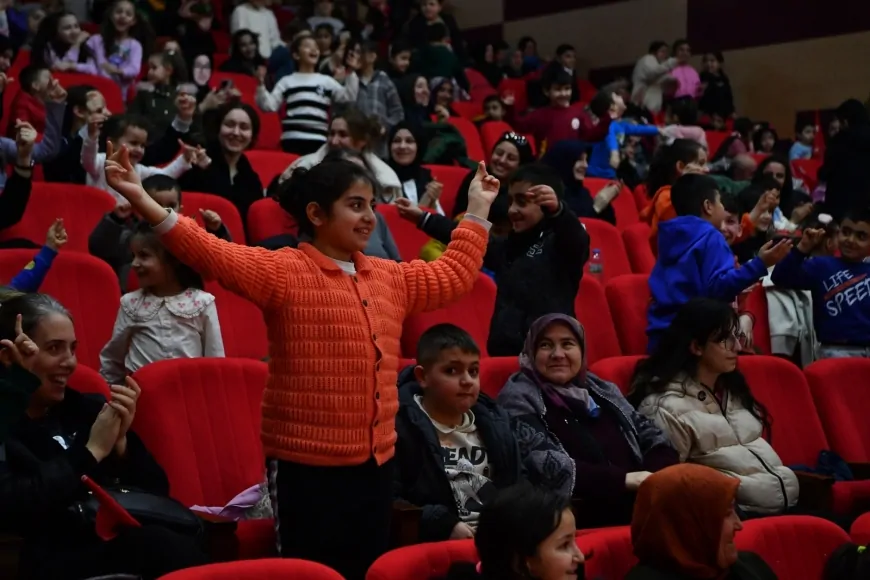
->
xmin=397 ymin=164 xmax=590 ymax=356
xmin=393 ymin=324 xmax=522 ymax=542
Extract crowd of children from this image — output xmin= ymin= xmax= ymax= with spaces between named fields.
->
xmin=0 ymin=0 xmax=869 ymax=579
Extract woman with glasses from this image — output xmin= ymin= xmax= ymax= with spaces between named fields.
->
xmin=628 ymin=298 xmax=800 ymax=519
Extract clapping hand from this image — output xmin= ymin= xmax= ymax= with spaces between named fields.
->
xmin=46 ymin=218 xmax=68 ymax=251
xmin=109 ymin=377 xmax=140 ymax=458
xmin=0 ymin=314 xmax=39 ymax=371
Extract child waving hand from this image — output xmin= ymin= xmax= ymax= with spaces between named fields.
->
xmin=104 ymin=144 xmax=497 ymax=579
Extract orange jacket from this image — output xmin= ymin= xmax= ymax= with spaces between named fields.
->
xmin=161 ymin=214 xmax=488 ymax=466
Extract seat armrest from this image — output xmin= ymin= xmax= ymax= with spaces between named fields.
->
xmin=390 ymin=500 xmax=422 ymax=548
xmin=195 ymin=511 xmax=239 ymax=562
xmin=847 ymin=462 xmax=870 ymax=480
xmin=794 ymin=471 xmax=834 ymax=511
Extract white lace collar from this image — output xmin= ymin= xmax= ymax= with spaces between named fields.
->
xmin=121 ymin=289 xmax=215 ymax=321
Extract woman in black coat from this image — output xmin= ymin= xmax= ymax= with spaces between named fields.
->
xmin=0 ymin=292 xmax=207 ymax=580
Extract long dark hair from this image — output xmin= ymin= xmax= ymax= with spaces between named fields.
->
xmin=645 ymin=139 xmax=703 ymax=198
xmin=628 ymin=298 xmax=772 ymax=437
xmin=98 ymin=0 xmax=154 ymax=65
xmin=441 ymin=483 xmax=578 ymax=580
xmin=753 ymin=155 xmax=796 ymax=218
xmin=711 ymin=117 xmax=753 ymax=162
xmin=31 ymin=12 xmax=94 ymax=67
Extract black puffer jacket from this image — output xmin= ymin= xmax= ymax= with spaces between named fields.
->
xmin=392 ymin=366 xmax=523 ymax=542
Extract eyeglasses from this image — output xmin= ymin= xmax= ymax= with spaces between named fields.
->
xmin=718 ymin=333 xmax=747 ymax=351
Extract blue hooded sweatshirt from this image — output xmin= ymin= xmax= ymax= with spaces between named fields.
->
xmin=647 ymin=216 xmax=767 ymax=351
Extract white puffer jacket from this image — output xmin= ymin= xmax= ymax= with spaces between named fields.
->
xmin=637 ymin=376 xmax=799 ymax=514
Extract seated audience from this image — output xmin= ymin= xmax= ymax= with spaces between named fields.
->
xmin=506 ymin=71 xmax=590 ymax=151
xmin=393 ymin=324 xmax=522 ymax=542
xmin=627 ymin=463 xmax=777 ymax=580
xmin=631 ymin=298 xmax=800 ymax=517
xmin=699 ymin=51 xmax=735 ymax=119
xmin=387 ymin=121 xmax=443 ymax=213
xmin=412 ymin=21 xmax=469 ymax=93
xmin=403 ymin=165 xmax=589 ymax=356
xmin=498 ymin=313 xmax=678 ymax=528
xmin=219 ymin=29 xmax=267 ymax=77
xmin=44 ymin=85 xmax=107 ymax=184
xmin=229 ymin=0 xmax=280 ymax=59
xmin=587 ymin=90 xmax=661 ymax=180
xmin=789 ymin=121 xmax=816 ymax=161
xmin=30 ymin=12 xmax=96 ymax=74
xmin=99 ymin=221 xmax=224 ymax=382
xmin=824 ymin=543 xmax=870 ymax=580
xmin=542 ymin=140 xmax=620 ymax=224
xmin=660 ymin=97 xmax=707 ymax=148
xmin=771 ymin=208 xmax=870 ymax=359
xmin=356 ymin=40 xmax=404 ymax=139
xmin=646 ymin=173 xmax=789 ymax=351
xmin=7 ymin=64 xmax=51 ymax=136
xmin=0 ymin=292 xmax=209 ymax=579
xmin=441 ymin=482 xmax=587 ymax=580
xmin=128 ymin=49 xmax=189 ymax=139
xmin=85 ymin=0 xmax=144 ymax=101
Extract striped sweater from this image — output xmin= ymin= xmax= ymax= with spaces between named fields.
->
xmin=156 ymin=211 xmax=489 ymax=466
xmin=256 ymin=72 xmax=359 ymax=144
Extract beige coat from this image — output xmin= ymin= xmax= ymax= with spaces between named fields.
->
xmin=637 ymin=376 xmax=799 ymax=514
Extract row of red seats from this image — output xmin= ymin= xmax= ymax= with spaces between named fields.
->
xmin=64 ymin=355 xmax=870 ymax=567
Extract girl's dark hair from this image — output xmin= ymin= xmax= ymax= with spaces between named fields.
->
xmin=31 ymin=12 xmax=93 ymax=68
xmin=823 ymin=543 xmax=870 ymax=580
xmin=752 ymin=126 xmax=779 ymax=153
xmin=753 ymin=154 xmax=795 ymax=217
xmin=342 ymin=38 xmax=362 ymax=69
xmin=152 ymin=48 xmax=188 ymax=85
xmin=230 ymin=29 xmax=259 ymax=60
xmin=131 ymin=222 xmax=203 ymax=290
xmin=711 ymin=117 xmax=753 ymax=162
xmin=333 ymin=107 xmax=383 ymax=149
xmin=645 ymin=139 xmax=703 ymax=198
xmin=628 ymin=298 xmax=772 ymax=436
xmin=278 ymin=160 xmax=377 ymax=238
xmin=705 ymin=51 xmax=724 ymax=64
xmin=648 ymin=40 xmax=668 ymax=54
xmin=667 ymin=97 xmax=698 ymax=126
xmin=0 ymin=293 xmax=71 ymax=343
xmin=459 ymin=483 xmax=572 ymax=580
xmin=99 ymin=0 xmax=154 ymax=66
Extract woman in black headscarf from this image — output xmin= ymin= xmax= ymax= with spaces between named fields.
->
xmin=542 ymin=140 xmax=620 ymax=225
xmin=387 ymin=121 xmax=439 ymax=211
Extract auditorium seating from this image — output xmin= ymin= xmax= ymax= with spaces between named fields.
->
xmin=132 ymin=358 xmax=276 ymax=559
xmin=805 ymin=358 xmax=870 ymax=463
xmin=160 ymin=559 xmax=343 ymax=579
xmin=401 ymin=275 xmax=496 ymax=358
xmin=246 ymin=198 xmax=298 ymax=245
xmin=245 ymin=151 xmax=299 ymax=190
xmin=575 ymin=276 xmax=622 ymax=364
xmin=585 ymin=178 xmax=639 ymax=230
xmin=851 ymin=511 xmax=870 ymax=545
xmin=604 ymin=274 xmax=650 ymax=355
xmin=479 ymin=121 xmax=514 ymax=158
xmin=446 ymin=117 xmax=485 ymax=162
xmin=0 ymin=250 xmax=120 ymax=369
xmin=425 ymin=165 xmax=470 ymax=218
xmin=578 ymin=526 xmax=636 ymax=579
xmin=622 ymin=222 xmax=656 ymax=274
xmin=479 ymin=356 xmax=519 ymax=398
xmin=205 ymin=281 xmax=270 ymax=360
xmin=68 ymin=364 xmax=111 ymax=397
xmin=588 ymin=355 xmax=645 ymax=396
xmin=366 ymin=539 xmax=477 ymax=580
xmin=580 ymin=219 xmax=632 ymax=283
xmin=376 ymin=204 xmax=433 ymax=262
xmin=182 ymin=192 xmax=247 ymax=244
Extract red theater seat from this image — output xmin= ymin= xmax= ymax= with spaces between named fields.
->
xmin=589 ymin=355 xmax=645 ymax=396
xmin=68 ymin=364 xmax=111 ymax=398
xmin=160 ymin=559 xmax=343 ymax=579
xmin=604 ymin=275 xmax=650 ymax=356
xmin=182 ymin=192 xmax=247 ymax=244
xmin=53 ymin=72 xmax=124 ymax=115
xmin=366 ymin=540 xmax=477 ymax=580
xmin=575 ymin=276 xmax=622 ymax=364
xmin=585 ymin=178 xmax=639 ymax=230
xmin=581 ymin=220 xmax=632 ymax=283
xmin=425 ymin=165 xmax=471 ymax=218
xmin=622 ymin=223 xmax=655 ymax=274
xmin=479 ymin=121 xmax=514 ymax=158
xmin=376 ymin=204 xmax=432 ymax=261
xmin=246 ymin=150 xmax=298 ymax=188
xmin=479 ymin=356 xmax=519 ymax=399
xmin=205 ymin=282 xmax=269 ymax=360
xmin=735 ymin=516 xmax=849 ymax=579
xmin=851 ymin=512 xmax=870 ymax=545
xmin=0 ymin=183 xmax=116 ymax=252
xmin=805 ymin=358 xmax=870 ymax=463
xmin=578 ymin=527 xmax=636 ymax=580
xmin=401 ymin=276 xmax=496 ymax=358
xmin=447 ymin=117 xmax=485 ymax=162
xmin=132 ymin=358 xmax=275 ymax=559
xmin=0 ymin=250 xmax=119 ymax=369
xmin=246 ymin=198 xmax=298 ymax=246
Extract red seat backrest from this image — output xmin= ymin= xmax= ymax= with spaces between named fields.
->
xmin=584 ymin=178 xmax=639 ymax=230
xmin=53 ymin=72 xmax=125 ymax=116
xmin=376 ymin=204 xmax=432 ymax=261
xmin=0 ymin=250 xmax=120 ymax=369
xmin=705 ymin=131 xmax=730 ymax=156
xmin=161 ymin=559 xmax=344 ymax=580
xmin=68 ymin=364 xmax=111 ymax=397
xmin=210 ymin=72 xmax=259 ymax=106
xmin=132 ymin=358 xmax=268 ymax=507
xmin=447 ymin=116 xmax=485 ymax=162
xmin=401 ymin=275 xmax=496 ymax=358
xmin=425 ymin=165 xmax=470 ymax=218
xmin=575 ymin=276 xmax=622 ymax=364
xmin=256 ymin=112 xmax=284 ymax=151
xmin=366 ymin=539 xmax=477 ymax=580
xmin=245 ymin=150 xmax=298 ymax=189
xmin=735 ymin=516 xmax=849 ymax=580
xmin=451 ymin=100 xmax=483 ymax=121
xmin=792 ymin=158 xmax=822 ymax=192
xmin=182 ymin=192 xmax=247 ymax=244
xmin=738 ymin=356 xmax=829 ymax=467
xmin=498 ymin=78 xmax=528 ymax=114
xmin=0 ymin=183 xmax=116 ymax=252
xmin=579 ymin=527 xmax=636 ymax=580
xmin=246 ymin=198 xmax=298 ymax=246
xmin=805 ymin=358 xmax=870 ymax=463
xmin=588 ymin=355 xmax=646 ymax=396
xmin=621 ymin=223 xmax=655 ymax=275
xmin=480 ymin=356 xmax=519 ymax=399
xmin=744 ymin=285 xmax=771 ymax=354
xmin=205 ymin=281 xmax=269 ymax=360
xmin=478 ymin=121 xmax=514 ymax=159
xmin=580 ymin=219 xmax=632 ymax=283
xmin=632 ymin=183 xmax=649 ymax=213
xmin=604 ymin=274 xmax=650 ymax=356
xmin=464 ymin=68 xmax=497 ymax=102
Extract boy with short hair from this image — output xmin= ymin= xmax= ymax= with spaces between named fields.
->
xmin=789 ymin=121 xmax=816 ymax=161
xmin=587 ymin=90 xmax=662 ymax=179
xmin=506 ymin=70 xmax=586 ymax=149
xmin=647 ymin=173 xmax=793 ymax=350
xmin=89 ymin=174 xmax=230 ymax=289
xmin=386 ymin=41 xmax=411 ymax=80
xmin=477 ymin=95 xmax=505 ymax=127
xmin=771 ymin=209 xmax=870 ymax=359
xmin=393 ymin=323 xmax=522 ymax=541
xmin=6 ymin=64 xmax=50 ymax=136
xmin=356 ymin=40 xmax=404 ymax=138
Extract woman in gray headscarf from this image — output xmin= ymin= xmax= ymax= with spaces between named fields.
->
xmin=497 ymin=313 xmax=678 ymax=529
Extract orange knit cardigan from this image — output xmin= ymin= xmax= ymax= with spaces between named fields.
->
xmin=159 ymin=214 xmax=488 ymax=466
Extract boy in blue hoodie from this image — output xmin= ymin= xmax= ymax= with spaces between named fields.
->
xmin=771 ymin=209 xmax=870 ymax=359
xmin=647 ymin=173 xmax=792 ymax=351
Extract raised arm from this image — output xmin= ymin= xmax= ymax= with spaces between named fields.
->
xmin=103 ymin=144 xmax=292 ymax=311
xmin=400 ymin=163 xmax=495 ymax=315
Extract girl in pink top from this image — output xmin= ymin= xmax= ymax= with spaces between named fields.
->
xmin=85 ymin=0 xmax=144 ymax=100
xmin=661 ymin=97 xmax=707 ymax=149
xmin=671 ymin=39 xmax=701 ymax=99
xmin=30 ymin=12 xmax=98 ymax=75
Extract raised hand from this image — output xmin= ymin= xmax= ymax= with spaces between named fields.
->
xmin=46 ymin=218 xmax=68 ymax=251
xmin=526 ymin=184 xmax=561 ymax=213
xmin=0 ymin=72 xmax=13 ymax=94
xmin=86 ymin=404 xmax=122 ymax=462
xmin=758 ymin=238 xmax=794 ymax=267
xmin=104 ymin=142 xmax=145 ymax=203
xmin=466 ymin=162 xmax=500 ymax=215
xmin=395 ymin=197 xmax=424 ymax=223
xmin=797 ymin=227 xmax=826 ymax=254
xmin=87 ymin=110 xmax=106 ymax=139
xmin=199 ymin=209 xmax=223 ymax=232
xmin=0 ymin=314 xmax=39 ymax=371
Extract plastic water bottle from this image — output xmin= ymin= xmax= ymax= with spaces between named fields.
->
xmin=589 ymin=248 xmax=604 ymax=279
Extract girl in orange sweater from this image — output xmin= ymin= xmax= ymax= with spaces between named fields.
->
xmin=105 ymin=144 xmax=497 ymax=579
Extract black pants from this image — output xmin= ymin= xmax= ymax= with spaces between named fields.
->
xmin=281 ymin=139 xmax=325 ymax=156
xmin=20 ymin=524 xmax=209 ymax=579
xmin=268 ymin=458 xmax=394 ymax=580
